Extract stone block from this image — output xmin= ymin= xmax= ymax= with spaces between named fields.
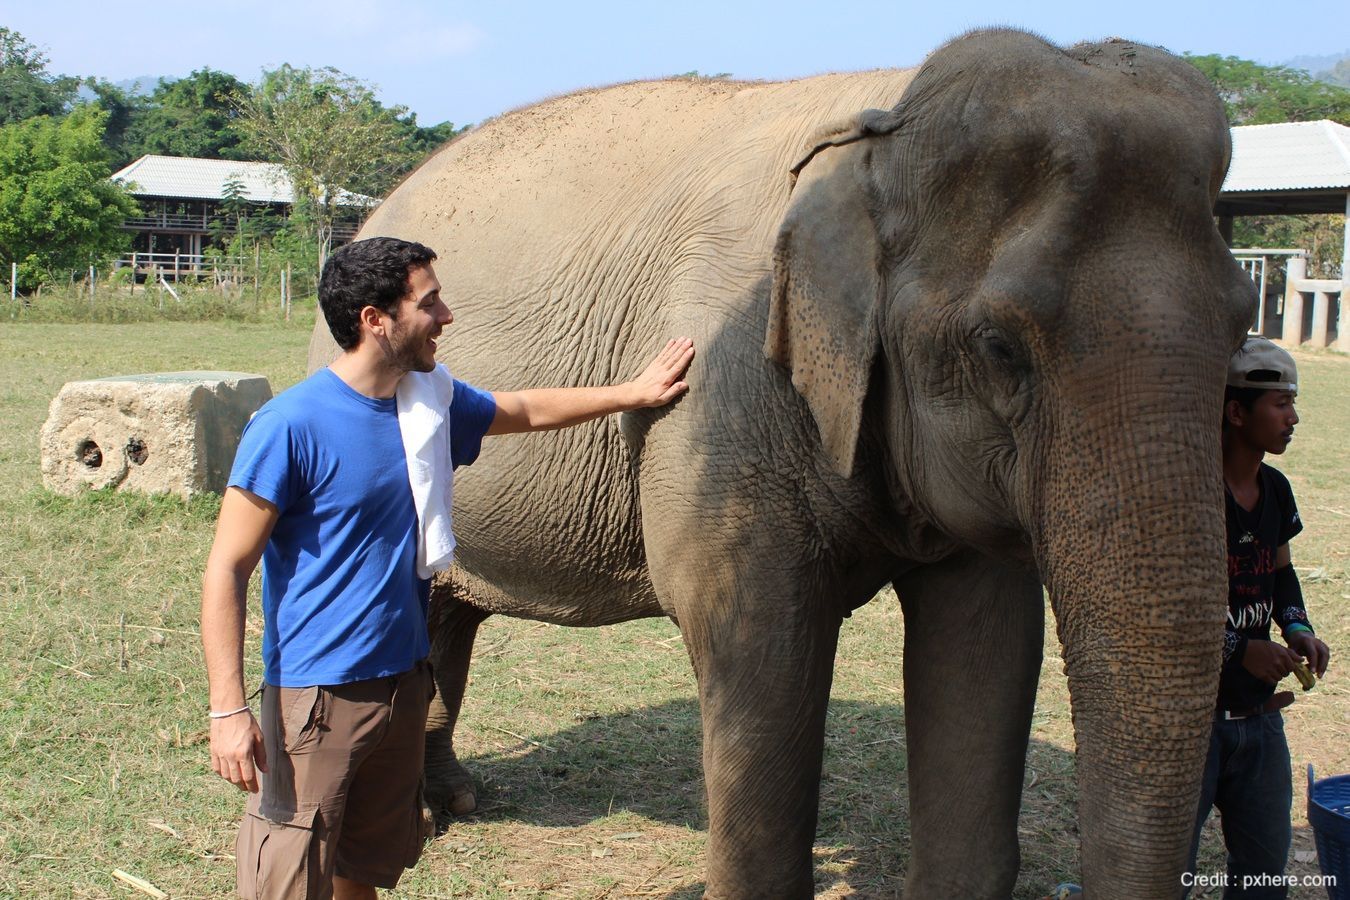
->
xmin=40 ymin=372 xmax=273 ymax=498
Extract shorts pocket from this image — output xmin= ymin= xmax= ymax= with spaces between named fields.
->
xmin=238 ymin=804 xmax=321 ymax=900
xmin=280 ymin=686 xmax=324 ymax=754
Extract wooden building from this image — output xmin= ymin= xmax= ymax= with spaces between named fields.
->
xmin=111 ymin=155 xmax=377 ymax=277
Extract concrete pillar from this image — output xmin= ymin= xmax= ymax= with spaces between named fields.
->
xmin=1218 ymin=215 xmax=1234 ymax=247
xmin=1337 ymin=291 xmax=1350 ymax=353
xmin=1309 ymin=292 xmax=1330 ymax=349
xmin=1282 ymin=256 xmax=1307 ymax=346
xmin=1342 ymin=192 xmax=1349 ymax=292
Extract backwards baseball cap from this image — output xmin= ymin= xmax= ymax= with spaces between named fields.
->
xmin=1227 ymin=337 xmax=1297 ymax=394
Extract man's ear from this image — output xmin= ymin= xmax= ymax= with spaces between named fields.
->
xmin=358 ymin=304 xmax=388 ymax=338
xmin=1223 ymin=399 xmax=1244 ymax=428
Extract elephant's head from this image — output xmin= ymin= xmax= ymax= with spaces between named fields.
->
xmin=767 ymin=30 xmax=1255 ymax=894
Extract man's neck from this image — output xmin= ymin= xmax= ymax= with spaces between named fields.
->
xmin=1222 ymin=431 xmax=1264 ymax=491
xmin=328 ymin=347 xmax=404 ymax=399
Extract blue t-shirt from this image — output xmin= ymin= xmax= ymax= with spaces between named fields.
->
xmin=228 ymin=367 xmax=497 ymax=687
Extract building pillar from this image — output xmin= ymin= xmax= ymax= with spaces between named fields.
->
xmin=1282 ymin=255 xmax=1306 ymax=347
xmin=1337 ymin=290 xmax=1350 ymax=352
xmin=1309 ymin=292 xmax=1329 ymax=348
xmin=1340 ymin=192 xmax=1349 ymax=351
xmin=1342 ymin=192 xmax=1349 ymax=290
xmin=1218 ymin=215 xmax=1234 ymax=247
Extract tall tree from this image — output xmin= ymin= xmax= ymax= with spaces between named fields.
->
xmin=0 ymin=27 xmax=78 ymax=125
xmin=390 ymin=112 xmax=466 ymax=179
xmin=83 ymin=79 xmax=145 ymax=167
xmin=234 ymin=65 xmax=406 ymax=259
xmin=0 ymin=104 xmax=138 ymax=290
xmin=122 ymin=68 xmax=252 ymax=164
xmin=1185 ymin=54 xmax=1350 ymax=125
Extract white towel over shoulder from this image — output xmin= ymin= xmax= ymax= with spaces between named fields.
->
xmin=396 ymin=364 xmax=457 ymax=579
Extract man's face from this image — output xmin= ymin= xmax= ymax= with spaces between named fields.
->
xmin=384 ymin=264 xmax=452 ymax=373
xmin=1230 ymin=389 xmax=1298 ymax=455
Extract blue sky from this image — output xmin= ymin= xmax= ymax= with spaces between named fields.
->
xmin=7 ymin=0 xmax=1348 ymax=127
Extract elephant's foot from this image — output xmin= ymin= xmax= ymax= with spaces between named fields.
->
xmin=446 ymin=767 xmax=479 ymax=816
xmin=426 ymin=759 xmax=479 ymax=825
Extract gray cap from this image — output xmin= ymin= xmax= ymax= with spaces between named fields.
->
xmin=1227 ymin=337 xmax=1297 ymax=394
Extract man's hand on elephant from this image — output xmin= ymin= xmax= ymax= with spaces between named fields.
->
xmin=627 ymin=338 xmax=695 ymax=408
xmin=1287 ymin=632 xmax=1330 ymax=678
xmin=210 ymin=711 xmax=267 ymax=793
xmin=1240 ymin=639 xmax=1302 ymax=684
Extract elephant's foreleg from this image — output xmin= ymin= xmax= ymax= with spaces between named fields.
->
xmin=425 ymin=580 xmax=491 ymax=820
xmin=679 ymin=595 xmax=843 ymax=900
xmin=895 ymin=551 xmax=1043 ymax=898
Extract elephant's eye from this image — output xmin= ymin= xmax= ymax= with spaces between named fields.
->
xmin=975 ymin=327 xmax=1022 ymax=369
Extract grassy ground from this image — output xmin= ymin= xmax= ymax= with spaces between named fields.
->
xmin=0 ymin=320 xmax=1344 ymax=898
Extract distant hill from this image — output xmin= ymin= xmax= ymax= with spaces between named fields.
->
xmin=1281 ymin=49 xmax=1350 ymax=87
xmin=75 ymin=75 xmax=173 ymax=103
xmin=113 ymin=75 xmax=172 ymax=96
xmin=1283 ymin=50 xmax=1348 ymax=74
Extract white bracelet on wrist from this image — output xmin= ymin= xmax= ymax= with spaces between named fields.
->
xmin=208 ymin=705 xmax=252 ymax=719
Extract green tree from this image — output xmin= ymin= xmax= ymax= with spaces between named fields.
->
xmin=0 ymin=27 xmax=78 ymax=125
xmin=390 ymin=112 xmax=466 ymax=178
xmin=83 ymin=78 xmax=145 ymax=166
xmin=235 ymin=65 xmax=406 ymax=258
xmin=122 ymin=68 xmax=252 ymax=164
xmin=1184 ymin=54 xmax=1350 ymax=125
xmin=0 ymin=105 xmax=138 ymax=290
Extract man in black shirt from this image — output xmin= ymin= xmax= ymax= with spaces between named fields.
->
xmin=1185 ymin=337 xmax=1331 ymax=898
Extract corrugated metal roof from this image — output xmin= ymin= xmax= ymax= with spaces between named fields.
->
xmin=111 ymin=155 xmax=377 ymax=207
xmin=1222 ymin=120 xmax=1350 ymax=193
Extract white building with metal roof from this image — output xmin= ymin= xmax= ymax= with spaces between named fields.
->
xmin=1217 ymin=120 xmax=1348 ymax=350
xmin=109 ymin=155 xmax=377 ymax=275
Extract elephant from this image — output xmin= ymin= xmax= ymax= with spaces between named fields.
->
xmin=308 ymin=28 xmax=1256 ymax=899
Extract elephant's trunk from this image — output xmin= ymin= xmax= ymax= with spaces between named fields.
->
xmin=1038 ymin=370 xmax=1227 ymax=898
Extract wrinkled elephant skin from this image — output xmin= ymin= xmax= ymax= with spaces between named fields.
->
xmin=309 ymin=29 xmax=1255 ymax=900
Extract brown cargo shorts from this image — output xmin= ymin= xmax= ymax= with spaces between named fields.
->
xmin=235 ymin=660 xmax=435 ymax=899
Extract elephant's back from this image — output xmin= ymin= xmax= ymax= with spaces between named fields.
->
xmin=310 ymin=68 xmax=920 ymax=375
xmin=370 ymin=69 xmax=916 ymax=262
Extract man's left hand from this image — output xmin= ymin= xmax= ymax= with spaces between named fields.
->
xmin=1288 ymin=632 xmax=1331 ymax=678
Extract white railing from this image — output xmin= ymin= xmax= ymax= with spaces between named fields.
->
xmin=1231 ymin=249 xmax=1309 ymax=336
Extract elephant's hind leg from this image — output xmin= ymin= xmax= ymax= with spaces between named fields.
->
xmin=425 ymin=578 xmax=491 ymax=822
xmin=896 ymin=551 xmax=1044 ymax=898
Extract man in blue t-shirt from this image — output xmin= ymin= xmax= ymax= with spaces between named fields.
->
xmin=201 ymin=237 xmax=694 ymax=899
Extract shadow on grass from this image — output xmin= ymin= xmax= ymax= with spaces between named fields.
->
xmin=447 ymin=696 xmax=1080 ymax=896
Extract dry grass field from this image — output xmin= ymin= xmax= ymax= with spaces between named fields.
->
xmin=0 ymin=317 xmax=1344 ymax=898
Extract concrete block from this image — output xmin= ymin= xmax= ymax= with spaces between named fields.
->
xmin=40 ymin=372 xmax=272 ymax=498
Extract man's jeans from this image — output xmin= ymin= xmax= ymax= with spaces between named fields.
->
xmin=1185 ymin=711 xmax=1293 ymax=900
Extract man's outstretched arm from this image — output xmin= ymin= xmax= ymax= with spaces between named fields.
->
xmin=201 ymin=487 xmax=278 ymax=793
xmin=487 ymin=337 xmax=694 ymax=435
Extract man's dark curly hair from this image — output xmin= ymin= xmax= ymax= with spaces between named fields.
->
xmin=319 ymin=237 xmax=438 ymax=350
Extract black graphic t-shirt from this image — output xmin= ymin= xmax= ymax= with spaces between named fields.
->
xmin=1219 ymin=463 xmax=1306 ymax=712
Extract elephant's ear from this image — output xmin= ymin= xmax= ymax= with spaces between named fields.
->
xmin=766 ymin=109 xmax=900 ymax=478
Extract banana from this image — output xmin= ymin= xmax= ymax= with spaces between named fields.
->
xmin=1291 ymin=659 xmax=1316 ymax=691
